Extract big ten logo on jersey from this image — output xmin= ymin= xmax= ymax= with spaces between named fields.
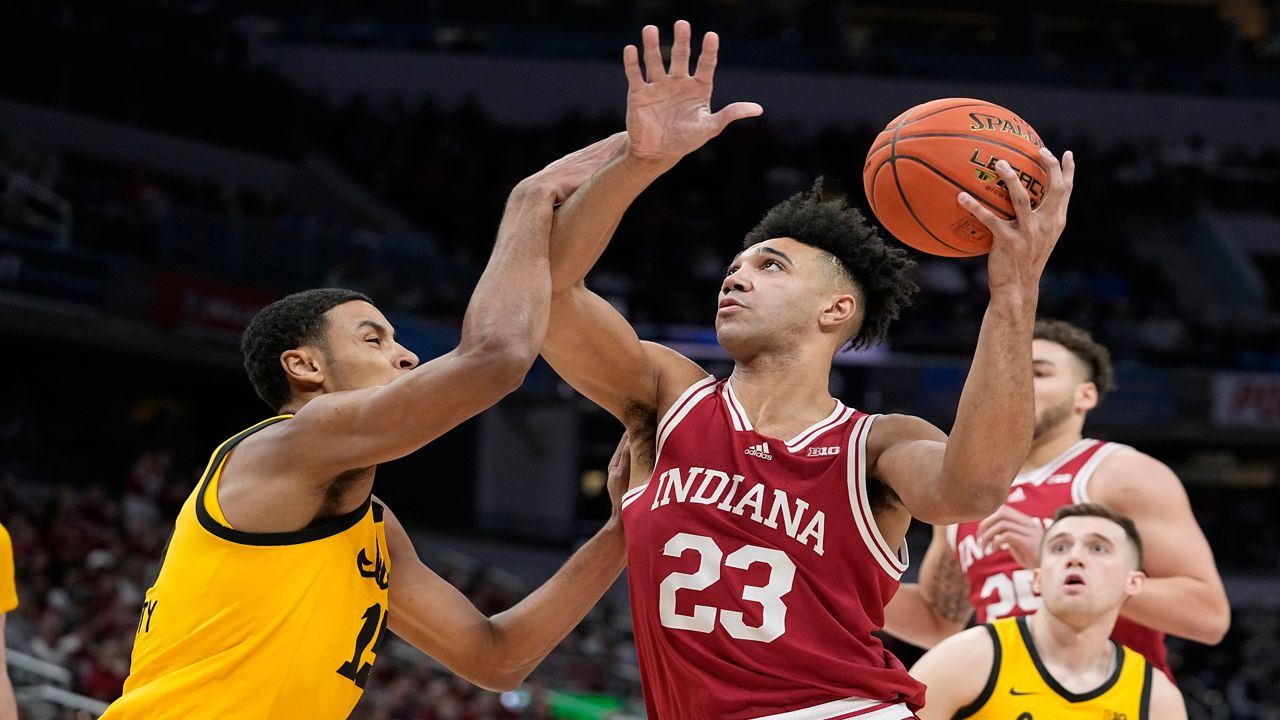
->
xmin=955 ymin=516 xmax=1055 ymax=572
xmin=648 ymin=466 xmax=826 ymax=556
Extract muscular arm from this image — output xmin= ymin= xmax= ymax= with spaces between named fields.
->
xmin=871 ymin=150 xmax=1075 ymax=524
xmin=909 ymin=626 xmax=995 ymax=720
xmin=385 ymin=505 xmax=626 ymax=691
xmin=883 ymin=525 xmax=973 ymax=648
xmin=1091 ymin=451 xmax=1230 ymax=645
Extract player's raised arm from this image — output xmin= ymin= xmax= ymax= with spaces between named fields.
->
xmin=257 ymin=136 xmax=625 ymax=477
xmin=386 ymin=435 xmax=632 ymax=691
xmin=543 ymin=21 xmax=762 ymax=424
xmin=871 ymin=149 xmax=1075 ymax=524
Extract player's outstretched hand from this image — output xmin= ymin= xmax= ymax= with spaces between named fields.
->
xmin=624 ymin=20 xmax=763 ymax=165
xmin=959 ymin=147 xmax=1074 ymax=296
xmin=518 ymin=131 xmax=630 ymax=205
xmin=605 ymin=433 xmax=632 ymax=523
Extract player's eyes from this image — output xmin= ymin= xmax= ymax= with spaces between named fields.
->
xmin=366 ymin=337 xmax=382 ymax=346
xmin=725 ymin=266 xmax=739 ymax=277
xmin=763 ymin=259 xmax=782 ymax=270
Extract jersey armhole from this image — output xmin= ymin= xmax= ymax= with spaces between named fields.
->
xmin=953 ymin=625 xmax=1002 ymax=720
xmin=846 ymin=414 xmax=909 ymax=579
xmin=1138 ymin=658 xmax=1154 ymax=720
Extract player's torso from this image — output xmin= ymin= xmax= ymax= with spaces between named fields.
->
xmin=961 ymin=617 xmax=1152 ymax=720
xmin=951 ymin=439 xmax=1122 ymax=624
xmin=103 ymin=417 xmax=392 ymax=720
xmin=620 ymin=378 xmax=923 ymax=720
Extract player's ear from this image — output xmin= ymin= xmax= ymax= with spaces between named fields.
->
xmin=1031 ymin=568 xmax=1042 ymax=596
xmin=1123 ymin=570 xmax=1146 ymax=599
xmin=1076 ymin=381 xmax=1099 ymax=413
xmin=281 ymin=347 xmax=326 ymax=392
xmin=819 ymin=293 xmax=858 ymax=331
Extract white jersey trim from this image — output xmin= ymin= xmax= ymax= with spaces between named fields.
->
xmin=656 ymin=376 xmax=717 ymax=458
xmin=722 ymin=379 xmax=753 ymax=431
xmin=1071 ymin=441 xmax=1129 ymax=504
xmin=786 ymin=404 xmax=854 ymax=453
xmin=846 ymin=414 xmax=909 ymax=579
xmin=748 ymin=697 xmax=914 ymax=720
xmin=1012 ymin=439 xmax=1095 ymax=488
xmin=945 ymin=522 xmax=958 ymax=551
xmin=620 ymin=483 xmax=649 ymax=511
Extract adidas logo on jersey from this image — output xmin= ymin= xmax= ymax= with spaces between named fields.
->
xmin=1046 ymin=473 xmax=1073 ymax=485
xmin=744 ymin=442 xmax=774 ymax=460
xmin=1007 ymin=487 xmax=1027 ymax=503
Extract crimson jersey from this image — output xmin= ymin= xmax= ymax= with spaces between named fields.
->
xmin=620 ymin=377 xmax=925 ymax=720
xmin=948 ymin=438 xmax=1172 ymax=679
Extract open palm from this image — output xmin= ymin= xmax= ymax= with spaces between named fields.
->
xmin=624 ymin=21 xmax=763 ymax=164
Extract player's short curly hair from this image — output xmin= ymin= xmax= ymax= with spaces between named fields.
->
xmin=241 ymin=288 xmax=372 ymax=411
xmin=1034 ymin=319 xmax=1116 ymax=401
xmin=742 ymin=179 xmax=917 ymax=350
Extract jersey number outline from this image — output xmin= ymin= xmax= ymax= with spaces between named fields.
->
xmin=337 ymin=602 xmax=387 ymax=688
xmin=980 ymin=568 xmax=1041 ymax=619
xmin=658 ymin=532 xmax=796 ymax=643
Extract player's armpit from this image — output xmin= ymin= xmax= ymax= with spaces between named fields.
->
xmin=883 ymin=526 xmax=972 ymax=648
xmin=544 ymin=290 xmax=709 ymax=430
xmin=1148 ymin=668 xmax=1188 ymax=720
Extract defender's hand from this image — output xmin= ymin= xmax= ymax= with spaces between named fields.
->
xmin=605 ymin=433 xmax=632 ymax=522
xmin=959 ymin=147 xmax=1075 ymax=296
xmin=517 ymin=132 xmax=630 ymax=205
xmin=624 ymin=20 xmax=763 ymax=165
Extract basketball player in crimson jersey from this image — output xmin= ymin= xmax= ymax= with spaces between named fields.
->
xmin=883 ymin=320 xmax=1228 ymax=679
xmin=540 ymin=21 xmax=1074 ymax=719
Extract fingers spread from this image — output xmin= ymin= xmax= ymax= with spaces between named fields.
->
xmin=642 ymin=24 xmax=666 ymax=81
xmin=669 ymin=20 xmax=692 ymax=77
xmin=994 ymin=159 xmax=1034 ymax=224
xmin=958 ymin=191 xmax=1004 ymax=232
xmin=694 ymin=31 xmax=720 ymax=81
xmin=712 ymin=101 xmax=764 ymax=132
xmin=623 ymin=45 xmax=644 ymax=87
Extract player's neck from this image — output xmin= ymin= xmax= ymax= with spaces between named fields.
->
xmin=1028 ymin=609 xmax=1118 ymax=689
xmin=1023 ymin=423 xmax=1086 ymax=472
xmin=729 ymin=359 xmax=837 ymax=432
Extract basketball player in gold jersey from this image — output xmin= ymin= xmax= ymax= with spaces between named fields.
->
xmin=910 ymin=504 xmax=1186 ymax=719
xmin=102 ymin=135 xmax=634 ymax=719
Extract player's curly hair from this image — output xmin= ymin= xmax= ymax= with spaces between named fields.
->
xmin=742 ymin=179 xmax=918 ymax=350
xmin=1033 ymin=319 xmax=1116 ymax=401
xmin=241 ymin=288 xmax=373 ymax=411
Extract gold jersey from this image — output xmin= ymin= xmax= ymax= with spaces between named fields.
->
xmin=0 ymin=522 xmax=18 ymax=613
xmin=955 ymin=616 xmax=1152 ymax=720
xmin=102 ymin=416 xmax=391 ymax=719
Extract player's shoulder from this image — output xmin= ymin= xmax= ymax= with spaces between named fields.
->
xmin=927 ymin=623 xmax=997 ymax=664
xmin=1091 ymin=444 xmax=1182 ymax=498
xmin=1147 ymin=663 xmax=1188 ymax=719
xmin=866 ymin=413 xmax=947 ymax=447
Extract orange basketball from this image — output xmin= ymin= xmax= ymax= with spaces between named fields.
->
xmin=863 ymin=98 xmax=1049 ymax=257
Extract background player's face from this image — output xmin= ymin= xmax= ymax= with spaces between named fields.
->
xmin=317 ymin=301 xmax=420 ymax=391
xmin=715 ymin=237 xmax=854 ymax=359
xmin=1031 ymin=339 xmax=1097 ymax=439
xmin=1034 ymin=515 xmax=1144 ymax=620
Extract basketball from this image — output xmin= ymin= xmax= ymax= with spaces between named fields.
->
xmin=863 ymin=98 xmax=1049 ymax=257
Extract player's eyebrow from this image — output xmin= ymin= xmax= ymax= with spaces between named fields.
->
xmin=730 ymin=246 xmax=796 ymax=267
xmin=357 ymin=320 xmax=395 ymax=341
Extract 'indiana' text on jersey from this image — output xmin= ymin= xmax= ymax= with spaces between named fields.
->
xmin=620 ymin=378 xmax=925 ymax=720
xmin=101 ymin=416 xmax=392 ymax=719
xmin=946 ymin=439 xmax=1171 ymax=679
xmin=955 ymin=617 xmax=1154 ymax=719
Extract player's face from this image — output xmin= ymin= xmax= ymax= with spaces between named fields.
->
xmin=1035 ymin=516 xmax=1143 ymax=619
xmin=318 ymin=301 xmax=420 ymax=391
xmin=715 ymin=238 xmax=845 ymax=358
xmin=1031 ymin=339 xmax=1093 ymax=438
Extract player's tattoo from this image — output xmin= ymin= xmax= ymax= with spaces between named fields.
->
xmin=924 ymin=546 xmax=974 ymax=624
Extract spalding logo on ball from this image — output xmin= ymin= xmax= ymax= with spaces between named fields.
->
xmin=863 ymin=98 xmax=1049 ymax=257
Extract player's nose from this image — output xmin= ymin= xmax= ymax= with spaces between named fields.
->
xmin=397 ymin=347 xmax=419 ymax=370
xmin=721 ymin=273 xmax=750 ymax=295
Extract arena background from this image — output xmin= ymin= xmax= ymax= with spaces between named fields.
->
xmin=1 ymin=1 xmax=1277 ymax=718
